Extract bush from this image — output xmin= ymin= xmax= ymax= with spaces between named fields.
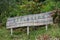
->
xmin=0 ymin=0 xmax=60 ymax=26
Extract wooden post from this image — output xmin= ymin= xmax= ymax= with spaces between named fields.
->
xmin=46 ymin=25 xmax=48 ymax=31
xmin=27 ymin=26 xmax=29 ymax=35
xmin=11 ymin=28 xmax=13 ymax=35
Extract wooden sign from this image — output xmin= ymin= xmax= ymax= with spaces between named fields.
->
xmin=6 ymin=12 xmax=53 ymax=35
xmin=6 ymin=12 xmax=53 ymax=29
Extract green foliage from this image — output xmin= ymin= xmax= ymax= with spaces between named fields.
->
xmin=40 ymin=1 xmax=55 ymax=12
xmin=56 ymin=2 xmax=60 ymax=8
xmin=0 ymin=0 xmax=9 ymax=26
xmin=0 ymin=0 xmax=60 ymax=26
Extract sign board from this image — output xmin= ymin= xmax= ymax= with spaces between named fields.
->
xmin=6 ymin=12 xmax=53 ymax=29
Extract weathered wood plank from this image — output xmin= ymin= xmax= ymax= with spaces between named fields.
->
xmin=6 ymin=12 xmax=53 ymax=29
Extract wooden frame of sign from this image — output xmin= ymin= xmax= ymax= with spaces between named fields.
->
xmin=6 ymin=12 xmax=53 ymax=35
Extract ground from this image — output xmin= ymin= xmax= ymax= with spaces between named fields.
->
xmin=0 ymin=24 xmax=60 ymax=40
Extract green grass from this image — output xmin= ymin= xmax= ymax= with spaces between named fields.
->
xmin=0 ymin=24 xmax=60 ymax=40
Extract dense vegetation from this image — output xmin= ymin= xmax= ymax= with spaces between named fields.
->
xmin=0 ymin=0 xmax=60 ymax=40
xmin=0 ymin=0 xmax=60 ymax=26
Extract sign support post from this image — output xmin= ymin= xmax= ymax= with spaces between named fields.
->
xmin=11 ymin=28 xmax=13 ymax=35
xmin=46 ymin=24 xmax=48 ymax=31
xmin=27 ymin=26 xmax=29 ymax=35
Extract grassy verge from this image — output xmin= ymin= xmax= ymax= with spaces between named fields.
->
xmin=0 ymin=24 xmax=60 ymax=40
